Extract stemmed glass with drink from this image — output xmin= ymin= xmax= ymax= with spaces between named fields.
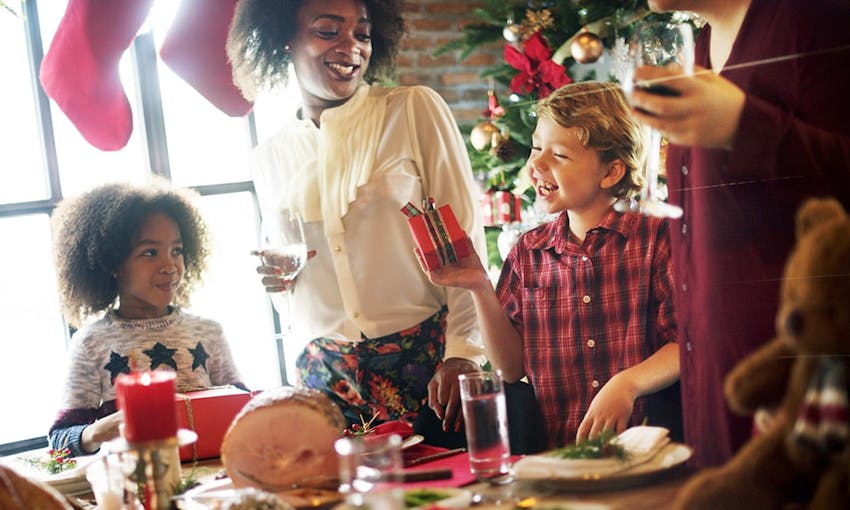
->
xmin=615 ymin=19 xmax=694 ymax=219
xmin=251 ymin=209 xmax=308 ymax=335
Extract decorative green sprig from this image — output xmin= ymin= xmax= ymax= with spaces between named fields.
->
xmin=23 ymin=447 xmax=78 ymax=474
xmin=344 ymin=411 xmax=380 ymax=437
xmin=548 ymin=429 xmax=629 ymax=461
xmin=173 ymin=462 xmax=203 ymax=495
xmin=404 ymin=488 xmax=452 ymax=508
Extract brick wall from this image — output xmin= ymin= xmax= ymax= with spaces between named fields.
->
xmin=397 ymin=0 xmax=504 ymax=124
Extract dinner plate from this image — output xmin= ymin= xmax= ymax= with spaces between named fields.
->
xmin=181 ymin=478 xmax=344 ymax=510
xmin=0 ymin=452 xmax=97 ymax=496
xmin=402 ymin=434 xmax=424 ymax=449
xmin=182 ymin=479 xmax=473 ymax=510
xmin=516 ymin=442 xmax=692 ymax=492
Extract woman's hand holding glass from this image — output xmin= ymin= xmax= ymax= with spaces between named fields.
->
xmin=630 ymin=64 xmax=746 ymax=150
xmin=617 ymin=20 xmax=695 ymax=219
xmin=251 ymin=210 xmax=311 ymax=334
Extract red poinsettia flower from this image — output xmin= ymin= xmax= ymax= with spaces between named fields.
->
xmin=504 ymin=31 xmax=571 ymax=99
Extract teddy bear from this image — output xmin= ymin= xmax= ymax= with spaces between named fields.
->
xmin=673 ymin=197 xmax=850 ymax=510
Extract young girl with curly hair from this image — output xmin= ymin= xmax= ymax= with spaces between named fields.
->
xmin=226 ymin=0 xmax=486 ymax=439
xmin=48 ymin=181 xmax=244 ymax=456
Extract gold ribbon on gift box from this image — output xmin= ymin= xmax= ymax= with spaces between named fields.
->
xmin=175 ymin=392 xmax=200 ymax=463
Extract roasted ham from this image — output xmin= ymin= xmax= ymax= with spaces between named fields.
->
xmin=221 ymin=387 xmax=346 ymax=491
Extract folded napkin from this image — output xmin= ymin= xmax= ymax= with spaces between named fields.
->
xmin=514 ymin=426 xmax=671 ymax=479
xmin=367 ymin=420 xmax=415 ymax=439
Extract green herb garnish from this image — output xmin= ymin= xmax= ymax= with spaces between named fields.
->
xmin=172 ymin=462 xmax=204 ymax=495
xmin=404 ymin=488 xmax=451 ymax=508
xmin=548 ymin=430 xmax=628 ymax=461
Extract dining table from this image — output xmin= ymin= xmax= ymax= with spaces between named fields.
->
xmin=180 ymin=451 xmax=695 ymax=510
xmin=189 ymin=452 xmax=694 ymax=510
xmin=5 ymin=445 xmax=696 ymax=510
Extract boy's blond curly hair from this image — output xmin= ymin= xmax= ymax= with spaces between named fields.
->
xmin=535 ymin=81 xmax=648 ymax=199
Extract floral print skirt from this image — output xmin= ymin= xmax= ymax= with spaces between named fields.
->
xmin=295 ymin=307 xmax=447 ymax=426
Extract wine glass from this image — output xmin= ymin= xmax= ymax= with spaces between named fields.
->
xmin=251 ymin=209 xmax=307 ymax=334
xmin=616 ymin=20 xmax=694 ymax=219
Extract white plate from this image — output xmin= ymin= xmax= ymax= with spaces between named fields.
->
xmin=0 ymin=452 xmax=97 ymax=495
xmin=515 ymin=442 xmax=692 ymax=491
xmin=402 ymin=434 xmax=424 ymax=449
xmin=182 ymin=480 xmax=473 ymax=510
xmin=182 ymin=478 xmax=344 ymax=510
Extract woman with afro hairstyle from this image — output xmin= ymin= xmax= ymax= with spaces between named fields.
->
xmin=227 ymin=0 xmax=487 ymax=440
xmin=48 ymin=181 xmax=244 ymax=457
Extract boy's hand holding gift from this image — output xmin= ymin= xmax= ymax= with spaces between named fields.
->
xmin=416 ymin=236 xmax=488 ymax=291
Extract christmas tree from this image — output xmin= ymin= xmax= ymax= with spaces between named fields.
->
xmin=437 ymin=1 xmax=699 ymax=266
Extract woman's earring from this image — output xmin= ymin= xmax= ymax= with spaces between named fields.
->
xmin=283 ymin=43 xmax=292 ymax=53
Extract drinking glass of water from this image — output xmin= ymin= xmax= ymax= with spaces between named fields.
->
xmin=334 ymin=434 xmax=404 ymax=510
xmin=251 ymin=209 xmax=308 ymax=334
xmin=459 ymin=370 xmax=513 ymax=485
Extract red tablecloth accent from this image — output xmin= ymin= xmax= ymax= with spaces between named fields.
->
xmin=402 ymin=452 xmax=524 ymax=489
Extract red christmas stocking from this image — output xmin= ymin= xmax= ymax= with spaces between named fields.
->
xmin=40 ymin=0 xmax=155 ymax=151
xmin=160 ymin=0 xmax=253 ymax=117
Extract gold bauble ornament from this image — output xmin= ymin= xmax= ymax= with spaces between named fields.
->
xmin=470 ymin=121 xmax=501 ymax=152
xmin=570 ymin=28 xmax=604 ymax=64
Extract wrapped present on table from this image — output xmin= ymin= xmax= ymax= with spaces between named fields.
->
xmin=175 ymin=386 xmax=253 ymax=461
xmin=401 ymin=198 xmax=471 ymax=271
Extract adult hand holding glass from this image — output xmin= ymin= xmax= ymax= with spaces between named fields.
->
xmin=629 ymin=64 xmax=746 ymax=150
xmin=251 ymin=210 xmax=312 ymax=333
xmin=617 ymin=20 xmax=694 ymax=219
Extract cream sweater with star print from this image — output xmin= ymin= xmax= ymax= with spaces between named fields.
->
xmin=48 ymin=307 xmax=244 ymax=456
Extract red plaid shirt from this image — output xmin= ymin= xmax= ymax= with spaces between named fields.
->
xmin=496 ymin=209 xmax=677 ymax=447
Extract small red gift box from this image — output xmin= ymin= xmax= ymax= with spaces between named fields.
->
xmin=495 ymin=190 xmax=522 ymax=224
xmin=401 ymin=198 xmax=471 ymax=271
xmin=480 ymin=190 xmax=522 ymax=226
xmin=174 ymin=386 xmax=253 ymax=461
xmin=480 ymin=192 xmax=495 ymax=227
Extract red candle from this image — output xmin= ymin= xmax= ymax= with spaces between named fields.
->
xmin=115 ymin=371 xmax=178 ymax=443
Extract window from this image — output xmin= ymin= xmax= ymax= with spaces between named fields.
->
xmin=0 ymin=0 xmax=300 ymax=453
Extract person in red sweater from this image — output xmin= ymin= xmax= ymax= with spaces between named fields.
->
xmin=632 ymin=0 xmax=850 ymax=467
